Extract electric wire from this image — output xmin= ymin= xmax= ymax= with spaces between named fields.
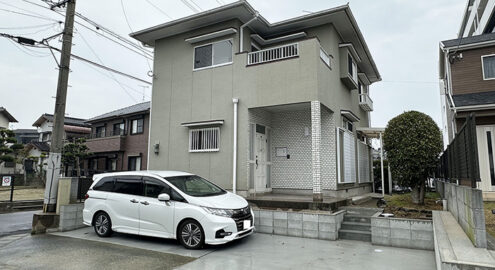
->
xmin=145 ymin=0 xmax=172 ymax=20
xmin=78 ymin=30 xmax=146 ymax=102
xmin=188 ymin=0 xmax=203 ymax=11
xmin=0 ymin=8 xmax=59 ymax=22
xmin=0 ymin=22 xmax=58 ymax=30
xmin=181 ymin=0 xmax=199 ymax=12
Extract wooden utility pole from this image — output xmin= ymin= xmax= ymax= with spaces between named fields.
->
xmin=43 ymin=0 xmax=76 ymax=213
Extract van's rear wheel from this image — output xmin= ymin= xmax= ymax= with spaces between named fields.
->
xmin=178 ymin=220 xmax=204 ymax=249
xmin=94 ymin=212 xmax=112 ymax=237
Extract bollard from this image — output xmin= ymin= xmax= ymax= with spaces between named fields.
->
xmin=442 ymin=199 xmax=447 ymax=211
xmin=9 ymin=176 xmax=14 ymax=202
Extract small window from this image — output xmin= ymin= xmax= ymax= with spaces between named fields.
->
xmin=189 ymin=127 xmax=220 ymax=152
xmin=348 ymin=54 xmax=358 ymax=82
xmin=95 ymin=126 xmax=106 ymax=138
xmin=128 ymin=156 xmax=141 ymax=171
xmin=106 ymin=158 xmax=117 ymax=171
xmin=343 ymin=118 xmax=353 ymax=132
xmin=113 ymin=177 xmax=142 ymax=196
xmin=194 ymin=40 xmax=233 ymax=70
xmin=113 ymin=123 xmax=125 ymax=136
xmin=93 ymin=177 xmax=114 ymax=192
xmin=131 ymin=119 xmax=144 ymax=135
xmin=320 ymin=48 xmax=332 ymax=68
xmin=482 ymin=55 xmax=495 ymax=80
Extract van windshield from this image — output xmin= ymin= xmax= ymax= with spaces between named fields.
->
xmin=165 ymin=175 xmax=226 ymax=197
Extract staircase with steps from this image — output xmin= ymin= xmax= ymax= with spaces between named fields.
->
xmin=338 ymin=207 xmax=381 ymax=242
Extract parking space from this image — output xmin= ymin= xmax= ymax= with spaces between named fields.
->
xmin=53 ymin=227 xmax=436 ymax=270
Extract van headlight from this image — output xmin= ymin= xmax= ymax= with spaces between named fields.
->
xmin=202 ymin=207 xmax=234 ymax=217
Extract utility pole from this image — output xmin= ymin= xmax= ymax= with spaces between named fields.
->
xmin=43 ymin=0 xmax=76 ymax=213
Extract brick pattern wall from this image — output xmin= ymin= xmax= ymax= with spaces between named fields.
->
xmin=321 ymin=106 xmax=337 ymax=190
xmin=271 ymin=109 xmax=313 ymax=189
xmin=311 ymin=101 xmax=322 ymax=195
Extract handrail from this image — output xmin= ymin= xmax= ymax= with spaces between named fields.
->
xmin=247 ymin=43 xmax=299 ymax=65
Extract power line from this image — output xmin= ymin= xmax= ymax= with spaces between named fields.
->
xmin=78 ymin=30 xmax=142 ymax=102
xmin=145 ymin=0 xmax=172 ymax=20
xmin=188 ymin=0 xmax=203 ymax=11
xmin=120 ymin=0 xmax=134 ymax=32
xmin=0 ymin=8 xmax=59 ymax=22
xmin=0 ymin=22 xmax=58 ymax=30
xmin=21 ymin=0 xmax=153 ymax=60
xmin=181 ymin=0 xmax=200 ymax=13
xmin=0 ymin=0 xmax=55 ymax=20
xmin=380 ymin=80 xmax=438 ymax=84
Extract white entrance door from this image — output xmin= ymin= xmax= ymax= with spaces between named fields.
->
xmin=476 ymin=125 xmax=495 ymax=192
xmin=255 ymin=128 xmax=267 ymax=192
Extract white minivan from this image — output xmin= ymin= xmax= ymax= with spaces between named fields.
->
xmin=83 ymin=171 xmax=254 ymax=249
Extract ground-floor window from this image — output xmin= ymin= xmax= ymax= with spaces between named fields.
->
xmin=128 ymin=156 xmax=141 ymax=171
xmin=338 ymin=128 xmax=356 ymax=183
xmin=189 ymin=127 xmax=220 ymax=152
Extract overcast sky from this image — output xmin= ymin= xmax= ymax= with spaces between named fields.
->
xmin=0 ymin=0 xmax=466 ymax=129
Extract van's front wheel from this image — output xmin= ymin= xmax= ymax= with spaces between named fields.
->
xmin=178 ymin=220 xmax=204 ymax=249
xmin=94 ymin=212 xmax=112 ymax=237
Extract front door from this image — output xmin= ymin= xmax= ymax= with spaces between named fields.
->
xmin=476 ymin=126 xmax=495 ymax=191
xmin=255 ymin=125 xmax=267 ymax=192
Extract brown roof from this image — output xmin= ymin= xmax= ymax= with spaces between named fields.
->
xmin=0 ymin=107 xmax=18 ymax=122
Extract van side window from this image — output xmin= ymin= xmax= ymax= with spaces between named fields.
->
xmin=93 ymin=177 xmax=114 ymax=192
xmin=113 ymin=177 xmax=142 ymax=196
xmin=144 ymin=178 xmax=171 ymax=198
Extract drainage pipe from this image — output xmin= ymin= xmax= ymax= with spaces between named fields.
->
xmin=239 ymin=12 xmax=259 ymax=53
xmin=232 ymin=98 xmax=239 ymax=194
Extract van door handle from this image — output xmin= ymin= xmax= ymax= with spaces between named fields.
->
xmin=140 ymin=201 xmax=149 ymax=206
xmin=130 ymin=199 xmax=138 ymax=203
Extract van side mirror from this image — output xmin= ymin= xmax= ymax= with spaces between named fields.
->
xmin=158 ymin=193 xmax=170 ymax=201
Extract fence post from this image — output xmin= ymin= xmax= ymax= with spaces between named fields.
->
xmin=10 ymin=176 xmax=14 ymax=202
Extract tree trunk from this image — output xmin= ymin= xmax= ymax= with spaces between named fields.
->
xmin=411 ymin=181 xmax=426 ymax=205
xmin=76 ymin=156 xmax=81 ymax=177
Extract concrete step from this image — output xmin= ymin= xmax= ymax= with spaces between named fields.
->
xmin=339 ymin=229 xmax=372 ymax=242
xmin=340 ymin=221 xmax=371 ymax=232
xmin=343 ymin=215 xmax=371 ymax=223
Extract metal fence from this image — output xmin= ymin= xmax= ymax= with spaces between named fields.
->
xmin=437 ymin=113 xmax=480 ymax=188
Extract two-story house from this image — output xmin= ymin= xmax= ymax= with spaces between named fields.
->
xmin=439 ymin=0 xmax=495 ymax=200
xmin=84 ymin=102 xmax=150 ymax=174
xmin=132 ymin=1 xmax=381 ymax=200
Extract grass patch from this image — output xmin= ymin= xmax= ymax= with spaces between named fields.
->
xmin=383 ymin=192 xmax=443 ymax=219
xmin=485 ymin=202 xmax=495 ymax=239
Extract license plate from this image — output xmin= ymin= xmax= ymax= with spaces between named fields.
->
xmin=243 ymin=220 xmax=251 ymax=229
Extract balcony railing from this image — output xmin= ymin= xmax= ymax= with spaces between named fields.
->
xmin=247 ymin=43 xmax=299 ymax=65
xmin=89 ymin=129 xmax=127 ymax=139
xmin=359 ymin=94 xmax=373 ymax=112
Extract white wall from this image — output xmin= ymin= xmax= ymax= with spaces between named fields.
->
xmin=0 ymin=114 xmax=9 ymax=129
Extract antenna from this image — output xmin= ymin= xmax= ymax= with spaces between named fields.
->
xmin=139 ymin=85 xmax=150 ymax=102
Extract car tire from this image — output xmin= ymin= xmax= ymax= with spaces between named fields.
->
xmin=94 ymin=212 xmax=112 ymax=237
xmin=178 ymin=220 xmax=205 ymax=249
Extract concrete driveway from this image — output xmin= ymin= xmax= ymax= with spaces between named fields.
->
xmin=52 ymin=227 xmax=436 ymax=270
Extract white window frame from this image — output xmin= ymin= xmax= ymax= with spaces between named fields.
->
xmin=319 ymin=47 xmax=332 ymax=69
xmin=193 ymin=39 xmax=233 ymax=71
xmin=481 ymin=54 xmax=495 ymax=80
xmin=189 ymin=127 xmax=220 ymax=153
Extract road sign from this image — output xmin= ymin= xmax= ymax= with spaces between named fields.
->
xmin=2 ymin=176 xmax=12 ymax=187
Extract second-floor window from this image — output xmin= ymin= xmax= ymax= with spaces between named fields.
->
xmin=482 ymin=54 xmax=495 ymax=80
xmin=194 ymin=39 xmax=233 ymax=70
xmin=131 ymin=118 xmax=144 ymax=135
xmin=95 ymin=126 xmax=106 ymax=138
xmin=113 ymin=123 xmax=125 ymax=136
xmin=348 ymin=54 xmax=358 ymax=83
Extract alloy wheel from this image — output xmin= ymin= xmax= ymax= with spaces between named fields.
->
xmin=181 ymin=223 xmax=202 ymax=248
xmin=95 ymin=214 xmax=109 ymax=235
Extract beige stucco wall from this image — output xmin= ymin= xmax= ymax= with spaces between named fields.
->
xmin=0 ymin=114 xmax=9 ymax=129
xmin=148 ymin=20 xmax=372 ymax=193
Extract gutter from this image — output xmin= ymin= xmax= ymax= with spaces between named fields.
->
xmin=239 ymin=12 xmax=259 ymax=53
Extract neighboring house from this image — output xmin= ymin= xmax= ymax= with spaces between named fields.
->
xmin=14 ymin=129 xmax=39 ymax=144
xmin=439 ymin=0 xmax=495 ymax=200
xmin=84 ymin=102 xmax=150 ymax=174
xmin=132 ymin=1 xmax=381 ymax=199
xmin=0 ymin=107 xmax=17 ymax=129
xmin=32 ymin=114 xmax=90 ymax=143
xmin=25 ymin=141 xmax=50 ymax=173
xmin=0 ymin=107 xmax=18 ymax=174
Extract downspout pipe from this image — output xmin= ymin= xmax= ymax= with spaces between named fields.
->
xmin=240 ymin=12 xmax=259 ymax=53
xmin=232 ymin=98 xmax=239 ymax=194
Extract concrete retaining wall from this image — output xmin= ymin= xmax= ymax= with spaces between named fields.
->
xmin=371 ymin=213 xmax=434 ymax=250
xmin=254 ymin=209 xmax=345 ymax=240
xmin=436 ymin=180 xmax=487 ymax=248
xmin=59 ymin=203 xmax=85 ymax=232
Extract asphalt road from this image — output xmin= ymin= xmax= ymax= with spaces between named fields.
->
xmin=0 ymin=234 xmax=194 ymax=270
xmin=0 ymin=210 xmax=38 ymax=236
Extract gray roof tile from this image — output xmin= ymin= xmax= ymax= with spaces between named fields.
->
xmin=442 ymin=32 xmax=495 ymax=48
xmin=88 ymin=101 xmax=150 ymax=122
xmin=453 ymin=91 xmax=495 ymax=107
